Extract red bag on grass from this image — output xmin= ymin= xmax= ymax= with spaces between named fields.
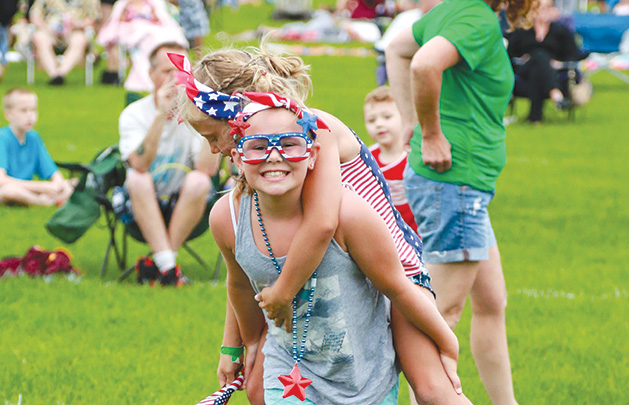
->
xmin=0 ymin=246 xmax=80 ymax=277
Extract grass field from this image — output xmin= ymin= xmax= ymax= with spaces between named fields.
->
xmin=1 ymin=3 xmax=628 ymax=404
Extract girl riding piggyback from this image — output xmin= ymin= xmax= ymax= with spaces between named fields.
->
xmin=208 ymin=97 xmax=463 ymax=404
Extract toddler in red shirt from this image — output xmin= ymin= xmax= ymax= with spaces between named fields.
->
xmin=364 ymin=85 xmax=418 ymax=233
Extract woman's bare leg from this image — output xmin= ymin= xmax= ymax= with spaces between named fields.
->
xmin=428 ymin=246 xmax=517 ymax=405
xmin=469 ymin=245 xmax=517 ymax=405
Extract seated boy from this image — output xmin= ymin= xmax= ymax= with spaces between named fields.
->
xmin=364 ymin=85 xmax=418 ymax=233
xmin=0 ymin=88 xmax=73 ymax=206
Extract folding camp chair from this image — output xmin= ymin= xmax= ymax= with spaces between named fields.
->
xmin=20 ymin=24 xmax=97 ymax=86
xmin=46 ymin=145 xmax=127 ymax=273
xmin=509 ymin=58 xmax=586 ymax=121
xmin=572 ymin=13 xmax=629 ymax=85
xmin=46 ymin=145 xmax=230 ymax=282
xmin=506 ymin=13 xmax=591 ymax=122
xmin=115 ymin=177 xmax=225 ymax=283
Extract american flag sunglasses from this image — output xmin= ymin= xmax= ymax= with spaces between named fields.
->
xmin=237 ymin=133 xmax=313 ymax=164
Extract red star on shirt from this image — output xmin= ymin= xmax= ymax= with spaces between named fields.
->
xmin=228 ymin=116 xmax=250 ymax=138
xmin=278 ymin=364 xmax=312 ymax=401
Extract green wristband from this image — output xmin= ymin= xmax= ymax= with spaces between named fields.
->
xmin=220 ymin=345 xmax=244 ymax=363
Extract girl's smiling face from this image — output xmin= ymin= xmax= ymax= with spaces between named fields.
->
xmin=232 ymin=108 xmax=318 ymax=197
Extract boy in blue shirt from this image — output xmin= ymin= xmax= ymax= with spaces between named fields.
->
xmin=0 ymin=88 xmax=73 ymax=205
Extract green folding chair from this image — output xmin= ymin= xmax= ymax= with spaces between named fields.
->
xmin=46 ymin=145 xmax=229 ymax=282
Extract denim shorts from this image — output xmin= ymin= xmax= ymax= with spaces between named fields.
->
xmin=264 ymin=379 xmax=399 ymax=404
xmin=403 ymin=166 xmax=497 ymax=264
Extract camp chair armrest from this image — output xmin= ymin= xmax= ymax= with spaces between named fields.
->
xmin=56 ymin=162 xmax=92 ymax=173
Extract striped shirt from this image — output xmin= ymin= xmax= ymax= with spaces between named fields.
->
xmin=341 ymin=139 xmax=426 ymax=278
xmin=369 ymin=144 xmax=418 ymax=233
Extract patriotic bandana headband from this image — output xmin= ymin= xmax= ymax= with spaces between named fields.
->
xmin=168 ymin=53 xmax=243 ymax=120
xmin=228 ymin=91 xmax=330 ymax=139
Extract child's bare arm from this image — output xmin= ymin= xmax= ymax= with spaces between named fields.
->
xmin=255 ymin=124 xmax=342 ymax=327
xmin=0 ymin=169 xmax=60 ymax=194
xmin=210 ymin=195 xmax=265 ymax=385
xmin=210 ymin=196 xmax=265 ymax=345
xmin=217 ymin=297 xmax=245 ymax=387
xmin=50 ymin=171 xmax=70 ymax=190
xmin=339 ymin=190 xmax=459 ymax=365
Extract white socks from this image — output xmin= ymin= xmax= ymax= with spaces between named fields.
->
xmin=153 ymin=249 xmax=177 ymax=273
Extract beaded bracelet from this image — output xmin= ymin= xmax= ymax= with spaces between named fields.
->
xmin=220 ymin=345 xmax=244 ymax=363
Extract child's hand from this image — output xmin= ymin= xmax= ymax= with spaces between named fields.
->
xmin=217 ymin=353 xmax=242 ymax=388
xmin=439 ymin=352 xmax=463 ymax=395
xmin=255 ymin=286 xmax=293 ymax=333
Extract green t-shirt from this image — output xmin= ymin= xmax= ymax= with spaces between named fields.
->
xmin=410 ymin=0 xmax=514 ymax=192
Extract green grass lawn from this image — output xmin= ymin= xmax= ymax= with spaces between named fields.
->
xmin=1 ymin=3 xmax=629 ymax=404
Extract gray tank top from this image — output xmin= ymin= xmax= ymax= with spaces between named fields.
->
xmin=233 ymin=191 xmax=398 ymax=404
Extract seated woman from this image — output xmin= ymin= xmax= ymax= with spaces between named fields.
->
xmin=506 ymin=0 xmax=581 ymax=123
xmin=97 ymin=0 xmax=187 ymax=93
xmin=29 ymin=0 xmax=100 ymax=85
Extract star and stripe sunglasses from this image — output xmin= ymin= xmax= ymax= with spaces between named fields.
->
xmin=236 ymin=133 xmax=313 ymax=164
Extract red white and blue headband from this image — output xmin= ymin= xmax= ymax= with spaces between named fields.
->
xmin=228 ymin=91 xmax=330 ymax=139
xmin=167 ymin=52 xmax=329 ymax=137
xmin=168 ymin=53 xmax=243 ymax=120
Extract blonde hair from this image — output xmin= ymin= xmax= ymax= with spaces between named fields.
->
xmin=364 ymin=86 xmax=394 ymax=106
xmin=2 ymin=88 xmax=37 ymax=111
xmin=487 ymin=0 xmax=540 ymax=29
xmin=178 ymin=37 xmax=312 ymax=125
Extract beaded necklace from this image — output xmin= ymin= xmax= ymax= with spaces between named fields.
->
xmin=253 ymin=190 xmax=316 ymax=401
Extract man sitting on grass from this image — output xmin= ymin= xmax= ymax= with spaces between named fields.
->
xmin=0 ymin=88 xmax=74 ymax=206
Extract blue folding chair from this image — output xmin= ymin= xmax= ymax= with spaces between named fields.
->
xmin=572 ymin=12 xmax=629 ymax=84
